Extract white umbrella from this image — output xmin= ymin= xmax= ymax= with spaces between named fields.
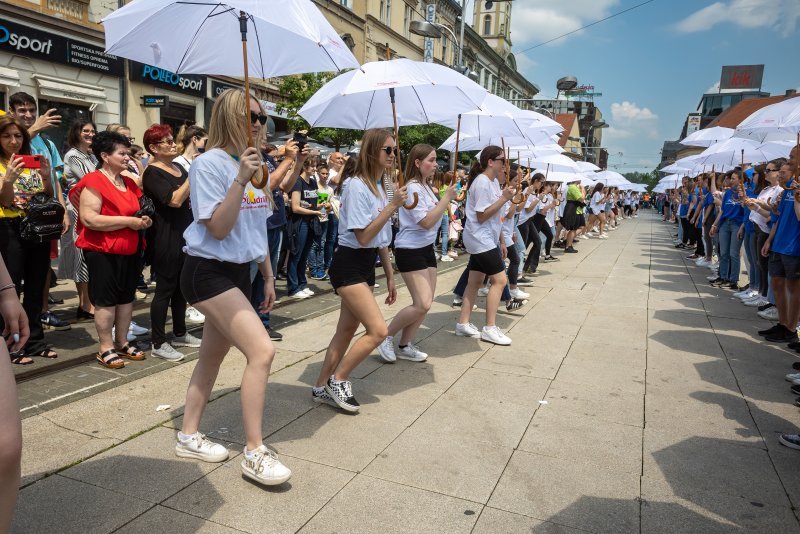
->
xmin=576 ymin=161 xmax=601 ymax=172
xmin=298 ymin=58 xmax=487 ymax=130
xmin=734 ymin=96 xmax=800 ymax=143
xmin=660 ymin=154 xmax=704 ymax=173
xmin=593 ymin=170 xmax=631 ymax=187
xmin=102 ymin=0 xmax=359 ymax=78
xmin=436 ymin=93 xmax=562 ymax=137
xmin=513 ymin=153 xmax=580 ymax=173
xmin=681 ymin=126 xmax=734 ymax=147
xmin=440 ymin=132 xmax=558 ymax=153
xmin=530 ymin=170 xmax=581 ymax=183
xmin=697 ymin=137 xmax=790 ymax=168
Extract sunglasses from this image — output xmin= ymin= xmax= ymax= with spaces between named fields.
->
xmin=381 ymin=146 xmax=398 ymax=155
xmin=250 ymin=111 xmax=268 ymax=125
xmin=492 ymin=157 xmax=506 ymax=162
xmin=155 ymin=138 xmax=176 ymax=145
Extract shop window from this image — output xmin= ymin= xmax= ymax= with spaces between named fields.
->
xmin=0 ymin=91 xmax=6 ymax=113
xmin=161 ymin=101 xmax=197 ymax=138
xmin=38 ymin=100 xmax=91 ymax=154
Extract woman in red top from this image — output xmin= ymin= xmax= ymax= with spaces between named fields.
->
xmin=76 ymin=131 xmax=152 ymax=369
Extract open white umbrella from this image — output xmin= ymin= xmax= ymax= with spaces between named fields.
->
xmin=734 ymin=96 xmax=800 ymax=143
xmin=681 ymin=126 xmax=734 ymax=147
xmin=531 ymin=170 xmax=581 ymax=183
xmin=593 ymin=170 xmax=631 ymax=187
xmin=512 ymin=153 xmax=580 ymax=173
xmin=697 ymin=137 xmax=790 ymax=168
xmin=439 ymin=132 xmax=558 ymax=153
xmin=576 ymin=161 xmax=601 ymax=172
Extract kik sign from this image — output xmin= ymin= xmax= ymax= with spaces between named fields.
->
xmin=720 ymin=65 xmax=764 ymax=91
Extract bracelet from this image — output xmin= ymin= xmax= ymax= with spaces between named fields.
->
xmin=234 ymin=178 xmax=248 ymax=187
xmin=0 ymin=282 xmax=16 ymax=292
xmin=263 ymin=275 xmax=275 ymax=280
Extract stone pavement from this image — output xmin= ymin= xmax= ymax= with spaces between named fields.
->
xmin=11 ymin=212 xmax=800 ymax=533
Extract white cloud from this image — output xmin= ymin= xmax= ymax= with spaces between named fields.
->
xmin=509 ymin=0 xmax=621 ymax=48
xmin=606 ymin=102 xmax=659 ymax=142
xmin=611 ymin=101 xmax=658 ymax=122
xmin=674 ymin=0 xmax=800 ymax=37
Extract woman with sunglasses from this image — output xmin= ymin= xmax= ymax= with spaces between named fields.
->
xmin=455 ymin=146 xmax=516 ymax=345
xmin=176 ymin=89 xmax=291 ymax=486
xmin=312 ymin=129 xmax=407 ymax=412
xmin=141 ymin=124 xmax=200 ymax=362
xmin=378 ymin=144 xmax=457 ymax=363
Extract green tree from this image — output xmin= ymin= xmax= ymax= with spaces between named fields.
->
xmin=624 ymin=170 xmax=659 ymax=190
xmin=397 ymin=124 xmax=454 ymax=162
xmin=275 ymin=73 xmax=362 ymax=152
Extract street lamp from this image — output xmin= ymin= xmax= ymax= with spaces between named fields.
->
xmin=585 ymin=120 xmax=609 ymax=163
xmin=555 ymin=76 xmax=578 ymax=99
xmin=409 ymin=1 xmax=477 ymax=81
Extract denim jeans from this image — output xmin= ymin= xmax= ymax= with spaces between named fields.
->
xmin=514 ymin=225 xmax=525 ymax=275
xmin=288 ymin=219 xmax=314 ymax=295
xmin=677 ymin=216 xmax=685 ymax=243
xmin=251 ymin=226 xmax=284 ymax=327
xmin=453 ymin=266 xmax=512 ymax=302
xmin=324 ymin=214 xmax=338 ymax=270
xmin=718 ymin=219 xmax=743 ymax=282
xmin=308 ymin=219 xmax=327 ymax=276
xmin=742 ymin=230 xmax=759 ymax=291
xmin=440 ymin=214 xmax=449 ymax=256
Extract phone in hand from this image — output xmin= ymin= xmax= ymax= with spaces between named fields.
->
xmin=18 ymin=155 xmax=42 ymax=169
xmin=293 ymin=132 xmax=308 ymax=151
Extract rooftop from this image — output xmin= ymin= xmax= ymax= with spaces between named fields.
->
xmin=707 ymin=94 xmax=791 ymax=128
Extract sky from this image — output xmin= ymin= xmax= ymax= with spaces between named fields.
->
xmin=462 ymin=0 xmax=800 ymax=174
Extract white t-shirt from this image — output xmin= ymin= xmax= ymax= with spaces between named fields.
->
xmin=590 ymin=191 xmax=604 ymax=212
xmin=749 ymin=184 xmax=782 ymax=233
xmin=463 ymin=174 xmax=502 ymax=254
xmin=317 ymin=184 xmax=334 ymax=222
xmin=623 ymin=192 xmax=632 ymax=206
xmin=173 ymin=155 xmax=192 ymax=173
xmin=517 ymin=193 xmax=538 ymax=226
xmin=337 ymin=177 xmax=392 ymax=249
xmin=396 ymin=181 xmax=439 ymax=249
xmin=543 ymin=193 xmax=556 ymax=227
xmin=183 ymin=148 xmax=272 ymax=264
xmin=501 ymin=201 xmax=516 ymax=245
xmin=559 ymin=191 xmax=567 ymax=218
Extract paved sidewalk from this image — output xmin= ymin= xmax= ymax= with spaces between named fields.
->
xmin=11 ymin=213 xmax=800 ymax=533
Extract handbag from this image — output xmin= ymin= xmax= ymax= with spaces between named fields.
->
xmin=134 ymin=194 xmax=155 ymax=218
xmin=20 ymin=193 xmax=65 ymax=242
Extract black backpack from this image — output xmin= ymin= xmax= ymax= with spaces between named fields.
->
xmin=20 ymin=193 xmax=65 ymax=242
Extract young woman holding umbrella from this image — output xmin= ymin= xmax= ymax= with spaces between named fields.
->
xmin=176 ymin=89 xmax=291 ymax=486
xmin=312 ymin=129 xmax=408 ymax=412
xmin=378 ymin=143 xmax=457 ymax=363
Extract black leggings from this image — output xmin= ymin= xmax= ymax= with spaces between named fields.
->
xmin=755 ymin=227 xmax=770 ymax=297
xmin=693 ymin=222 xmax=705 ymax=256
xmin=518 ymin=218 xmax=541 ymax=273
xmin=680 ymin=215 xmax=695 ymax=246
xmin=533 ymin=214 xmax=553 ymax=256
xmin=506 ymin=240 xmax=520 ymax=285
xmin=150 ymin=270 xmax=188 ymax=347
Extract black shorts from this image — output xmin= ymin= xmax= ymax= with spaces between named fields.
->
xmin=587 ymin=207 xmax=594 ymax=215
xmin=180 ymin=255 xmax=251 ymax=305
xmin=84 ymin=250 xmax=140 ymax=307
xmin=467 ymin=247 xmax=505 ymax=276
xmin=329 ymin=246 xmax=377 ymax=291
xmin=395 ymin=244 xmax=437 ymax=273
xmin=769 ymin=252 xmax=800 ymax=280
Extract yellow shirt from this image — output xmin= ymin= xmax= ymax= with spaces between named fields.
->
xmin=0 ymin=162 xmax=45 ymax=218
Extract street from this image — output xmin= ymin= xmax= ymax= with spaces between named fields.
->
xmin=11 ymin=211 xmax=800 ymax=533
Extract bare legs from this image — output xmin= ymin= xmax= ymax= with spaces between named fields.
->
xmin=94 ymin=302 xmax=133 ymax=353
xmin=385 ymin=268 xmax=436 ymax=345
xmin=459 ymin=269 xmax=507 ymax=328
xmin=0 ymin=344 xmax=21 ymax=533
xmin=181 ymin=288 xmax=275 ymax=450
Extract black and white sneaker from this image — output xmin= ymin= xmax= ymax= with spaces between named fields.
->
xmin=311 ymin=387 xmax=338 ymax=408
xmin=516 ymin=276 xmax=534 ymax=287
xmin=324 ymin=376 xmax=360 ymax=413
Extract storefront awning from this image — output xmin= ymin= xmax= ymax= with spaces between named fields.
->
xmin=31 ymin=74 xmax=107 ymax=106
xmin=0 ymin=67 xmax=20 ymax=88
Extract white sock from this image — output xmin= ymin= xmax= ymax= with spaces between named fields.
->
xmin=177 ymin=431 xmax=197 ymax=442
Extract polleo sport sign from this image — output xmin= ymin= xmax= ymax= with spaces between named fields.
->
xmin=129 ymin=61 xmax=205 ymax=96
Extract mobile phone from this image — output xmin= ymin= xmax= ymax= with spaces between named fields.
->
xmin=18 ymin=155 xmax=42 ymax=169
xmin=293 ymin=132 xmax=308 ymax=151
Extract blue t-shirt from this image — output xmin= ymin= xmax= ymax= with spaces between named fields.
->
xmin=30 ymin=135 xmax=63 ymax=192
xmin=743 ymin=179 xmax=757 ymax=233
xmin=264 ymin=155 xmax=287 ymax=230
xmin=772 ymin=181 xmax=800 ymax=257
xmin=719 ymin=189 xmax=745 ymax=225
xmin=678 ymin=192 xmax=689 ymax=217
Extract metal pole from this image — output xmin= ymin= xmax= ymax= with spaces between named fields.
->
xmin=457 ymin=0 xmax=466 ymax=69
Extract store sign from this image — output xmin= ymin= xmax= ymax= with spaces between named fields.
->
xmin=720 ymin=65 xmax=764 ymax=90
xmin=142 ymin=95 xmax=167 ymax=107
xmin=211 ymin=80 xmax=241 ymax=98
xmin=0 ymin=20 xmax=123 ymax=76
xmin=130 ymin=61 xmax=205 ymax=96
xmin=686 ymin=113 xmax=701 ymax=135
xmin=423 ymin=3 xmax=435 ymax=63
xmin=261 ymin=100 xmax=288 ymax=119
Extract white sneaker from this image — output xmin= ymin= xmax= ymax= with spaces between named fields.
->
xmin=734 ymin=289 xmax=755 ymax=300
xmin=758 ymin=307 xmax=779 ymax=320
xmin=598 ymin=234 xmax=608 ymax=239
xmin=744 ymin=296 xmax=769 ymax=307
xmin=785 ymin=372 xmax=800 ymax=383
xmin=173 ymin=332 xmax=202 ymax=348
xmin=301 ymin=288 xmax=315 ymax=296
xmin=480 ymin=325 xmax=512 ymax=345
xmin=510 ymin=288 xmax=530 ymax=299
xmin=129 ymin=321 xmax=149 ymax=336
xmin=398 ymin=343 xmax=428 ymax=362
xmin=447 ymin=250 xmax=458 ymax=258
xmin=241 ymin=445 xmax=292 ymax=486
xmin=152 ymin=342 xmax=185 ymax=362
xmin=175 ymin=432 xmax=229 ymax=462
xmin=378 ymin=337 xmax=396 ymax=363
xmin=289 ymin=291 xmax=309 ymax=300
xmin=706 ymin=273 xmax=720 ymax=281
xmin=581 ymin=234 xmax=591 ymax=240
xmin=440 ymin=255 xmax=454 ymax=262
xmin=455 ymin=322 xmax=481 ymax=338
xmin=477 ymin=287 xmax=490 ymax=297
xmin=112 ymin=325 xmax=137 ymax=343
xmin=185 ymin=307 xmax=205 ymax=323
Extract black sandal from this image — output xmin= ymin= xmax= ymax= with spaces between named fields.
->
xmin=96 ymin=348 xmax=125 ymax=369
xmin=10 ymin=352 xmax=33 ymax=365
xmin=114 ymin=344 xmax=146 ymax=361
xmin=32 ymin=348 xmax=58 ymax=359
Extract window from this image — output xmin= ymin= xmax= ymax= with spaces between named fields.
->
xmin=484 ymin=15 xmax=491 ymax=35
xmin=38 ymin=100 xmax=91 ymax=153
xmin=339 ymin=0 xmax=352 ymax=8
xmin=404 ymin=5 xmax=413 ymax=38
xmin=380 ymin=1 xmax=385 ymax=22
xmin=442 ymin=35 xmax=448 ymax=62
xmin=385 ymin=0 xmax=392 ymax=25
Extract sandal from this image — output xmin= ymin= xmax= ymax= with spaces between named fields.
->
xmin=96 ymin=348 xmax=125 ymax=369
xmin=10 ymin=352 xmax=33 ymax=365
xmin=32 ymin=348 xmax=58 ymax=359
xmin=114 ymin=343 xmax=146 ymax=361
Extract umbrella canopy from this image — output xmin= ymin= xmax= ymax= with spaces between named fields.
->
xmin=531 ymin=170 xmax=582 ymax=183
xmin=298 ymin=58 xmax=487 ymax=129
xmin=681 ymin=126 xmax=734 ymax=147
xmin=513 ymin=153 xmax=580 ymax=172
xmin=660 ymin=155 xmax=703 ymax=174
xmin=102 ymin=0 xmax=359 ymax=78
xmin=696 ymin=137 xmax=790 ymax=168
xmin=593 ymin=170 xmax=631 ymax=187
xmin=436 ymin=93 xmax=562 ymax=139
xmin=440 ymin=132 xmax=558 ymax=152
xmin=734 ymin=96 xmax=800 ymax=143
xmin=576 ymin=161 xmax=601 ymax=173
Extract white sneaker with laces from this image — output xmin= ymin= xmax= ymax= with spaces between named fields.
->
xmin=378 ymin=337 xmax=397 ymax=363
xmin=186 ymin=307 xmax=205 ymax=323
xmin=455 ymin=322 xmax=481 ymax=338
xmin=477 ymin=287 xmax=490 ymax=297
xmin=510 ymin=288 xmax=530 ymax=299
xmin=173 ymin=332 xmax=202 ymax=348
xmin=398 ymin=343 xmax=428 ymax=362
xmin=129 ymin=321 xmax=149 ymax=336
xmin=734 ymin=289 xmax=756 ymax=300
xmin=744 ymin=296 xmax=769 ymax=307
xmin=440 ymin=255 xmax=454 ymax=262
xmin=480 ymin=325 xmax=512 ymax=345
xmin=112 ymin=326 xmax=137 ymax=343
xmin=241 ymin=445 xmax=292 ymax=485
xmin=152 ymin=342 xmax=184 ymax=362
xmin=289 ymin=291 xmax=309 ymax=300
xmin=175 ymin=432 xmax=229 ymax=462
xmin=301 ymin=288 xmax=315 ymax=296
xmin=785 ymin=372 xmax=800 ymax=383
xmin=758 ymin=307 xmax=779 ymax=320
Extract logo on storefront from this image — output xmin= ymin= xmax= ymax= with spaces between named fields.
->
xmin=141 ymin=65 xmax=203 ymax=92
xmin=0 ymin=24 xmax=53 ymax=54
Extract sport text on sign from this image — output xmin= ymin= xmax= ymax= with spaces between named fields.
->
xmin=142 ymin=95 xmax=168 ymax=107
